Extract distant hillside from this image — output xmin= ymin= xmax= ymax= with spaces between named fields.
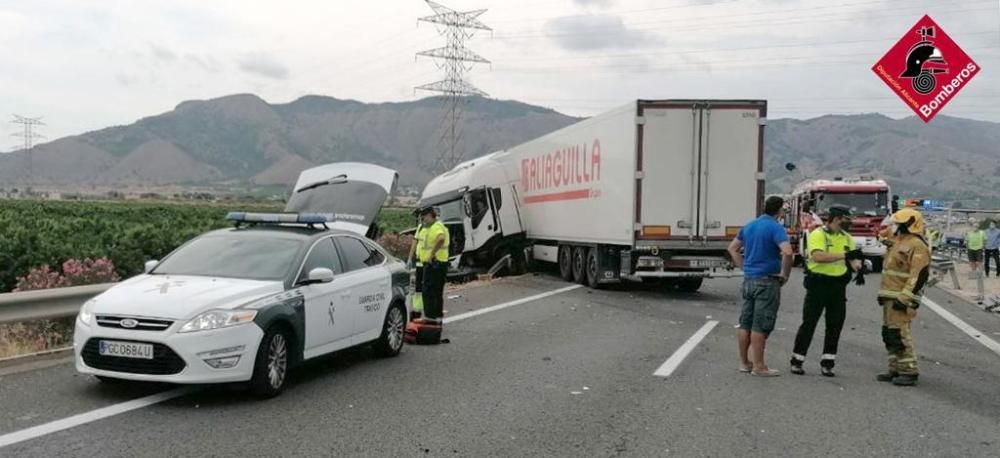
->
xmin=0 ymin=95 xmax=580 ymax=189
xmin=1 ymin=95 xmax=998 ymax=204
xmin=764 ymin=114 xmax=1000 ymax=205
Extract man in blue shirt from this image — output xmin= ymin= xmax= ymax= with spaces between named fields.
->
xmin=985 ymin=220 xmax=1000 ymax=278
xmin=727 ymin=196 xmax=794 ymax=377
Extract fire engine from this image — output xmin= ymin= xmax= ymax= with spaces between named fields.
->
xmin=788 ymin=176 xmax=892 ymax=271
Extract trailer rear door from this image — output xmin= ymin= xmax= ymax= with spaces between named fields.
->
xmin=698 ymin=103 xmax=766 ymax=240
xmin=636 ymin=100 xmax=766 ymax=245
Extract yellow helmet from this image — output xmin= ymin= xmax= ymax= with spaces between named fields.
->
xmin=891 ymin=208 xmax=925 ymax=234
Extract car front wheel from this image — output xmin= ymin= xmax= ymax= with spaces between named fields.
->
xmin=375 ymin=303 xmax=406 ymax=357
xmin=250 ymin=326 xmax=290 ymax=398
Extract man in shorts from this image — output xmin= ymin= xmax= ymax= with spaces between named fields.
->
xmin=728 ymin=196 xmax=794 ymax=377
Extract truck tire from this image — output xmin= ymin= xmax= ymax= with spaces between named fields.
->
xmin=572 ymin=247 xmax=587 ymax=285
xmin=508 ymin=246 xmax=528 ymax=276
xmin=558 ymin=245 xmax=574 ymax=281
xmin=677 ymin=277 xmax=703 ymax=293
xmin=586 ymin=248 xmax=605 ymax=289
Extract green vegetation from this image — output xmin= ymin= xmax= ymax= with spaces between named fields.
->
xmin=0 ymin=199 xmax=415 ymax=293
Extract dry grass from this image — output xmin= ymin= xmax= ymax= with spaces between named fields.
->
xmin=0 ymin=318 xmax=75 ymax=359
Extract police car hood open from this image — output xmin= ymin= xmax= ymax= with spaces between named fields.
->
xmin=285 ymin=162 xmax=399 ymax=237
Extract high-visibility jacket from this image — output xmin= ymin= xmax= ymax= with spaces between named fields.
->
xmin=967 ymin=230 xmax=986 ymax=251
xmin=413 ymin=225 xmax=427 ymax=267
xmin=418 ymin=221 xmax=450 ymax=263
xmin=806 ymin=227 xmax=856 ymax=277
xmin=878 ymin=234 xmax=931 ymax=307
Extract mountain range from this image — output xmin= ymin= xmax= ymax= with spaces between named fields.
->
xmin=1 ymin=94 xmax=998 ymax=205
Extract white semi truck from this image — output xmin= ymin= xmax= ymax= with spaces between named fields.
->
xmin=418 ymin=99 xmax=768 ymax=291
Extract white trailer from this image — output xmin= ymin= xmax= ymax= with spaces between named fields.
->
xmin=418 ymin=99 xmax=767 ymax=291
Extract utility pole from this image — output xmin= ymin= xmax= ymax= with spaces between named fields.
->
xmin=416 ymin=0 xmax=491 ymax=174
xmin=11 ymin=115 xmax=45 ymax=187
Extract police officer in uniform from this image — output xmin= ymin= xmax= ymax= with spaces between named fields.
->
xmin=791 ymin=205 xmax=863 ymax=376
xmin=418 ymin=207 xmax=450 ymax=326
xmin=877 ymin=208 xmax=931 ymax=386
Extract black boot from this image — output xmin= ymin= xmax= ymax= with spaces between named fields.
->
xmin=892 ymin=374 xmax=918 ymax=386
xmin=876 ymin=372 xmax=898 ymax=382
xmin=790 ymin=357 xmax=805 ymax=375
xmin=820 ymin=357 xmax=835 ymax=377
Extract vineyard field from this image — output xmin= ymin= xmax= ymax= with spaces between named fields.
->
xmin=0 ymin=199 xmax=415 ymax=292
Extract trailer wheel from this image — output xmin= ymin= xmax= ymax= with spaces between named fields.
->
xmin=677 ymin=277 xmax=703 ymax=293
xmin=558 ymin=245 xmax=574 ymax=281
xmin=572 ymin=247 xmax=587 ymax=284
xmin=586 ymin=248 xmax=605 ymax=289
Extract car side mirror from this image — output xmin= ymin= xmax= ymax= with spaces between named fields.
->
xmin=307 ymin=267 xmax=335 ymax=285
xmin=144 ymin=260 xmax=159 ymax=274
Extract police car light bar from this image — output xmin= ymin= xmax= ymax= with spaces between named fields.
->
xmin=226 ymin=212 xmax=333 ymax=224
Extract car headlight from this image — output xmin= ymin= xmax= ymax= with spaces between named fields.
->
xmin=178 ymin=310 xmax=258 ymax=333
xmin=78 ymin=300 xmax=95 ymax=326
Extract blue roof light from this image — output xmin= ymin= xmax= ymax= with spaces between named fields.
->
xmin=227 ymin=212 xmax=333 ymax=225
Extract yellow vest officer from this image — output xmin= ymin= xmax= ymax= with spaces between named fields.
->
xmin=417 ymin=206 xmax=450 ymax=324
xmin=791 ymin=204 xmax=861 ymax=377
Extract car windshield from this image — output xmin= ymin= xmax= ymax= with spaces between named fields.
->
xmin=437 ymin=199 xmax=464 ymax=223
xmin=816 ymin=192 xmax=889 ymax=217
xmin=151 ymin=234 xmax=303 ymax=281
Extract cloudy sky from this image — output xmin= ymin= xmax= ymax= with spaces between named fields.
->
xmin=1 ymin=0 xmax=998 ymax=143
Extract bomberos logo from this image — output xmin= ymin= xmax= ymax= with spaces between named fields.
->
xmin=871 ymin=15 xmax=980 ymax=123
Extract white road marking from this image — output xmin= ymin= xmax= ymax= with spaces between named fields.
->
xmin=0 ymin=387 xmax=195 ymax=448
xmin=922 ymin=297 xmax=1000 ymax=358
xmin=654 ymin=320 xmax=720 ymax=378
xmin=0 ymin=283 xmax=583 ymax=449
xmin=444 ymin=284 xmax=583 ymax=324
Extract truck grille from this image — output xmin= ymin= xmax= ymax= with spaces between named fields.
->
xmin=96 ymin=315 xmax=174 ymax=331
xmin=81 ymin=339 xmax=186 ymax=375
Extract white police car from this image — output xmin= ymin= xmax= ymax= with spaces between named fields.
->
xmin=74 ymin=163 xmax=410 ymax=397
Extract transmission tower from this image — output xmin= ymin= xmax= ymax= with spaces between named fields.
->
xmin=416 ymin=0 xmax=491 ymax=173
xmin=11 ymin=115 xmax=45 ymax=186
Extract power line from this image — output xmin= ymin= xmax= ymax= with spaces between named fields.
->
xmin=10 ymin=115 xmax=45 ymax=186
xmin=415 ymin=0 xmax=492 ymax=174
xmin=495 ymin=1 xmax=996 ymax=40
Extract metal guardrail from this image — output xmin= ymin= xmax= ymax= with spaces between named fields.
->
xmin=0 ymin=283 xmax=114 ymax=324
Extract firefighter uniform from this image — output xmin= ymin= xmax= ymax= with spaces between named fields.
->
xmin=877 ymin=209 xmax=931 ymax=386
xmin=791 ymin=205 xmax=857 ymax=376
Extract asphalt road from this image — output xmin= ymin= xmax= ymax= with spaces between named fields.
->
xmin=1 ymin=271 xmax=999 ymax=457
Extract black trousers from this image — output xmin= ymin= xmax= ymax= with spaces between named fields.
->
xmin=422 ymin=262 xmax=448 ymax=321
xmin=986 ymin=249 xmax=1000 ymax=277
xmin=793 ymin=275 xmax=848 ymax=367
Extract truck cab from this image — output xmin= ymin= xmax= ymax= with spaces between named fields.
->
xmin=417 ymin=153 xmax=527 ymax=274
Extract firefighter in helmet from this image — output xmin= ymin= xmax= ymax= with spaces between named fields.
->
xmin=877 ymin=208 xmax=931 ymax=386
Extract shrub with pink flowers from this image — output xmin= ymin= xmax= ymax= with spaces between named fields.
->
xmin=13 ymin=257 xmax=121 ymax=292
xmin=3 ymin=258 xmax=120 ymax=358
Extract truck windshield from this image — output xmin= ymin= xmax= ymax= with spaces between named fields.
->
xmin=437 ymin=199 xmax=465 ymax=223
xmin=816 ymin=192 xmax=889 ymax=217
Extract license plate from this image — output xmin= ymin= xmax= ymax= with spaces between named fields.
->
xmin=690 ymin=259 xmax=726 ymax=268
xmin=99 ymin=340 xmax=154 ymax=360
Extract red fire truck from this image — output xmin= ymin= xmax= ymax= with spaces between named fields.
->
xmin=788 ymin=177 xmax=892 ymax=271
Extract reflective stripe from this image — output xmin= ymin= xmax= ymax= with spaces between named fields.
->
xmin=901 ymin=290 xmax=921 ymax=300
xmin=883 ymin=269 xmax=910 ymax=278
xmin=878 ymin=290 xmax=900 ymax=298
